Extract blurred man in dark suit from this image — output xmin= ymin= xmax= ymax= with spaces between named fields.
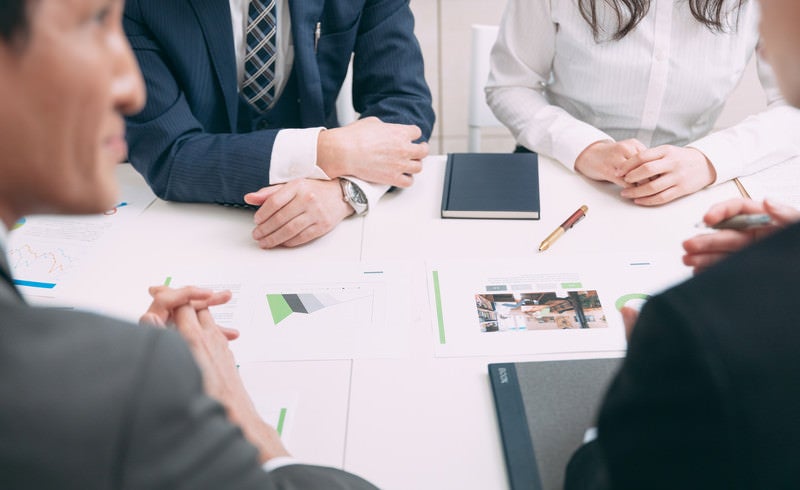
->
xmin=0 ymin=1 xmax=377 ymax=487
xmin=565 ymin=1 xmax=800 ymax=488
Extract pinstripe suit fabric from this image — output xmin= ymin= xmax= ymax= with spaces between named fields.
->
xmin=123 ymin=0 xmax=434 ymax=205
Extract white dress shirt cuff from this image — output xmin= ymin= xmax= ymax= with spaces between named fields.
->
xmin=262 ymin=456 xmax=301 ymax=473
xmin=687 ymin=144 xmax=744 ymax=186
xmin=689 ymin=105 xmax=800 ymax=186
xmin=689 ymin=135 xmax=747 ymax=186
xmin=342 ymin=176 xmax=390 ymax=211
xmin=530 ymin=110 xmax=612 ymax=172
xmin=552 ymin=126 xmax=614 ymax=173
xmin=269 ymin=127 xmax=331 ymax=184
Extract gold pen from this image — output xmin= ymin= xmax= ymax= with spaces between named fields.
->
xmin=733 ymin=177 xmax=751 ymax=199
xmin=538 ymin=205 xmax=588 ymax=252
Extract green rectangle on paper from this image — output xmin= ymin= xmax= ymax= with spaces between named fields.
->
xmin=486 ymin=285 xmax=508 ymax=292
xmin=276 ymin=408 xmax=287 ymax=436
xmin=433 ymin=271 xmax=446 ymax=344
xmin=561 ymin=282 xmax=582 ymax=289
xmin=267 ymin=294 xmax=293 ymax=324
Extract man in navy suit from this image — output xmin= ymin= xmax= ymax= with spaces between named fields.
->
xmin=123 ymin=0 xmax=435 ymax=248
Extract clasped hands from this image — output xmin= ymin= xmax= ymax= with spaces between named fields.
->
xmin=140 ymin=286 xmax=289 ymax=464
xmin=575 ymin=139 xmax=717 ymax=206
xmin=244 ymin=117 xmax=429 ymax=249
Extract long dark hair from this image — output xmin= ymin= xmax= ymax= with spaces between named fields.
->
xmin=578 ymin=0 xmax=747 ymax=41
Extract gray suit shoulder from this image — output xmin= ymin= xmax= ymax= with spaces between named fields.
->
xmin=1 ymin=304 xmax=380 ymax=489
xmin=0 ymin=304 xmax=185 ymax=488
xmin=271 ymin=464 xmax=380 ymax=490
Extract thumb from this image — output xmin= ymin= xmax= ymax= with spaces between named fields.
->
xmin=620 ymin=306 xmax=639 ymax=341
xmin=244 ymin=186 xmax=278 ymax=206
xmin=764 ymin=199 xmax=800 ymax=226
xmin=219 ymin=326 xmax=241 ymax=341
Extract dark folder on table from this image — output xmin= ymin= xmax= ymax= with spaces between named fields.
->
xmin=441 ymin=153 xmax=540 ymax=219
xmin=488 ymin=358 xmax=622 ymax=490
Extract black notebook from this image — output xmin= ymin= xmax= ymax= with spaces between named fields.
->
xmin=488 ymin=358 xmax=622 ymax=490
xmin=441 ymin=153 xmax=540 ymax=219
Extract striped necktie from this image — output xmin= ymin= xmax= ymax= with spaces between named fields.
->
xmin=242 ymin=0 xmax=278 ymax=113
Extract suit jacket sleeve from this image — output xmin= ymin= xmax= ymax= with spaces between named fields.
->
xmin=123 ymin=0 xmax=278 ymax=205
xmin=563 ymin=440 xmax=609 ymax=490
xmin=124 ymin=0 xmax=435 ymax=204
xmin=119 ymin=330 xmax=377 ymax=490
xmin=563 ymin=295 xmax=740 ymax=490
xmin=350 ymin=0 xmax=435 ymax=140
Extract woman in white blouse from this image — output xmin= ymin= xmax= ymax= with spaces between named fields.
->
xmin=487 ymin=0 xmax=800 ymax=205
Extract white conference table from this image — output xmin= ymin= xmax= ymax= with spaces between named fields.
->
xmin=349 ymin=155 xmax=740 ymax=488
xmin=34 ymin=155 xmax=741 ymax=489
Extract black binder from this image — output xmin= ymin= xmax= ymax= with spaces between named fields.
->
xmin=441 ymin=153 xmax=540 ymax=219
xmin=488 ymin=358 xmax=622 ymax=490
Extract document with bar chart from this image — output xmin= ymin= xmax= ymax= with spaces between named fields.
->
xmin=255 ymin=397 xmax=296 ymax=441
xmin=165 ymin=261 xmax=423 ymax=362
xmin=236 ymin=360 xmax=352 ymax=465
xmin=427 ymin=254 xmax=689 ymax=358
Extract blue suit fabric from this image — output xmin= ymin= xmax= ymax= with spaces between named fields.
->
xmin=123 ymin=0 xmax=435 ymax=205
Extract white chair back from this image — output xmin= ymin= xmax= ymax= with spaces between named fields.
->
xmin=468 ymin=24 xmax=504 ymax=152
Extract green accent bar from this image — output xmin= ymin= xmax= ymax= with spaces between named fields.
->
xmin=276 ymin=408 xmax=288 ymax=436
xmin=561 ymin=282 xmax=582 ymax=289
xmin=615 ymin=293 xmax=650 ymax=311
xmin=163 ymin=276 xmax=172 ymax=286
xmin=267 ymin=294 xmax=293 ymax=324
xmin=432 ymin=271 xmax=446 ymax=344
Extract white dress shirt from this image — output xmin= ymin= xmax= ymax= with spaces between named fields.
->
xmin=229 ymin=0 xmax=388 ymax=209
xmin=486 ymin=0 xmax=800 ymax=185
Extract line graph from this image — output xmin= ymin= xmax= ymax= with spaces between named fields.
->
xmin=8 ymin=243 xmax=79 ymax=286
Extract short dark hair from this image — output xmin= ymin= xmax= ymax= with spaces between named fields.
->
xmin=0 ymin=0 xmax=32 ymax=46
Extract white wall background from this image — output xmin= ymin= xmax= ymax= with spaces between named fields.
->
xmin=408 ymin=0 xmax=769 ymax=155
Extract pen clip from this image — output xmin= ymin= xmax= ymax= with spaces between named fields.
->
xmin=568 ymin=213 xmax=586 ymax=229
xmin=314 ymin=22 xmax=321 ymax=53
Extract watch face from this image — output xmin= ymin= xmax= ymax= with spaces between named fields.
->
xmin=342 ymin=179 xmax=368 ymax=214
xmin=350 ymin=184 xmax=367 ymax=204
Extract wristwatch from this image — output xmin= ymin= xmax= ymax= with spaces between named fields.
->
xmin=339 ymin=178 xmax=369 ymax=216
